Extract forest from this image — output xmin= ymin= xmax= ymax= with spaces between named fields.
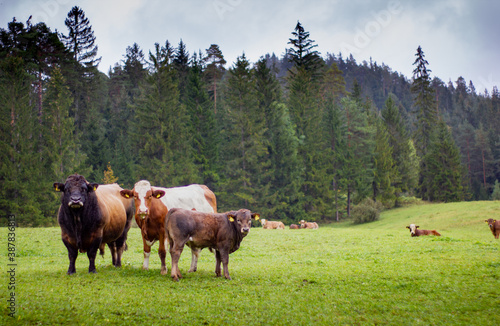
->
xmin=1 ymin=7 xmax=499 ymax=226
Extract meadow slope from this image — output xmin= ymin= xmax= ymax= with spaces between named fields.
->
xmin=1 ymin=201 xmax=499 ymax=325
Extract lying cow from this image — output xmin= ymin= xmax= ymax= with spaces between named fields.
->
xmin=260 ymin=219 xmax=285 ymax=229
xmin=120 ymin=180 xmax=216 ymax=275
xmin=406 ymin=224 xmax=441 ymax=237
xmin=299 ymin=220 xmax=319 ymax=229
xmin=54 ymin=174 xmax=134 ymax=274
xmin=485 ymin=219 xmax=500 ymax=239
xmin=165 ymin=208 xmax=259 ymax=281
xmin=289 ymin=224 xmax=299 ymax=229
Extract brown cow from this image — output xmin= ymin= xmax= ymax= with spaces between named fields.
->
xmin=54 ymin=174 xmax=134 ymax=274
xmin=120 ymin=180 xmax=217 ymax=275
xmin=165 ymin=208 xmax=259 ymax=281
xmin=260 ymin=219 xmax=285 ymax=229
xmin=406 ymin=224 xmax=441 ymax=237
xmin=299 ymin=220 xmax=319 ymax=229
xmin=289 ymin=224 xmax=299 ymax=229
xmin=485 ymin=219 xmax=500 ymax=239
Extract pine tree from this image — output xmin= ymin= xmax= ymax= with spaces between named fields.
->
xmin=425 ymin=120 xmax=464 ymax=202
xmin=287 ymin=21 xmax=322 ymax=73
xmin=218 ymin=54 xmax=269 ymax=211
xmin=373 ymin=119 xmax=396 ymax=205
xmin=203 ymin=44 xmax=226 ymax=114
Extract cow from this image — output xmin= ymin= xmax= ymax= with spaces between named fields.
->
xmin=289 ymin=224 xmax=299 ymax=229
xmin=260 ymin=219 xmax=285 ymax=229
xmin=406 ymin=224 xmax=441 ymax=237
xmin=120 ymin=180 xmax=217 ymax=275
xmin=53 ymin=174 xmax=134 ymax=274
xmin=299 ymin=220 xmax=319 ymax=229
xmin=485 ymin=219 xmax=500 ymax=239
xmin=165 ymin=208 xmax=259 ymax=281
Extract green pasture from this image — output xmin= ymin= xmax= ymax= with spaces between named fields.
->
xmin=1 ymin=201 xmax=499 ymax=325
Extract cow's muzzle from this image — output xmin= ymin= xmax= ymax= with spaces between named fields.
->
xmin=68 ymin=200 xmax=83 ymax=209
xmin=242 ymin=228 xmax=250 ymax=234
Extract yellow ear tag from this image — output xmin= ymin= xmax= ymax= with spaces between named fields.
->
xmin=228 ymin=216 xmax=234 ymax=222
xmin=125 ymin=194 xmax=130 ymax=198
xmin=156 ymin=194 xmax=161 ymax=198
xmin=93 ymin=186 xmax=97 ymax=191
xmin=255 ymin=215 xmax=260 ymax=221
xmin=55 ymin=185 xmax=60 ymax=192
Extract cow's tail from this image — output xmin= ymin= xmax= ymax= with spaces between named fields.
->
xmin=432 ymin=230 xmax=441 ymax=236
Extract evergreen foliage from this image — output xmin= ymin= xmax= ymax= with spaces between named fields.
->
xmin=0 ymin=16 xmax=498 ymax=226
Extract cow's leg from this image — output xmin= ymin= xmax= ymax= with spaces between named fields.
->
xmin=220 ymin=249 xmax=231 ymax=280
xmin=158 ymin=233 xmax=167 ymax=275
xmin=214 ymin=250 xmax=222 ymax=277
xmin=169 ymin=241 xmax=185 ymax=281
xmin=63 ymin=239 xmax=78 ymax=275
xmin=112 ymin=232 xmax=127 ymax=267
xmin=188 ymin=248 xmax=201 ymax=273
xmin=87 ymin=237 xmax=102 ymax=273
xmin=107 ymin=242 xmax=118 ymax=267
xmin=142 ymin=238 xmax=152 ymax=270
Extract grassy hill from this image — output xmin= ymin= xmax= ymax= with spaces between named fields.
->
xmin=1 ymin=201 xmax=499 ymax=325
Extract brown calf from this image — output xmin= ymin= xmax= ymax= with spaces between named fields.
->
xmin=299 ymin=220 xmax=319 ymax=229
xmin=289 ymin=224 xmax=299 ymax=229
xmin=485 ymin=219 xmax=500 ymax=239
xmin=406 ymin=224 xmax=441 ymax=237
xmin=165 ymin=208 xmax=259 ymax=281
xmin=120 ymin=180 xmax=217 ymax=275
xmin=260 ymin=219 xmax=285 ymax=229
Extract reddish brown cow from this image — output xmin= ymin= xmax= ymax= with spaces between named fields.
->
xmin=54 ymin=174 xmax=134 ymax=274
xmin=120 ymin=180 xmax=217 ymax=275
xmin=165 ymin=208 xmax=259 ymax=281
xmin=485 ymin=219 xmax=500 ymax=239
xmin=406 ymin=224 xmax=441 ymax=237
xmin=260 ymin=219 xmax=285 ymax=229
xmin=299 ymin=220 xmax=319 ymax=229
xmin=289 ymin=224 xmax=299 ymax=229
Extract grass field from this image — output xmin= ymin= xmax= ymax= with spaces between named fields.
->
xmin=2 ymin=201 xmax=499 ymax=325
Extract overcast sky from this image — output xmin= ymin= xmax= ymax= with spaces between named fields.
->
xmin=1 ymin=0 xmax=499 ymax=94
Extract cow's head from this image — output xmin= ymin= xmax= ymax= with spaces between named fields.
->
xmin=53 ymin=174 xmax=98 ymax=209
xmin=299 ymin=220 xmax=306 ymax=228
xmin=120 ymin=180 xmax=165 ymax=219
xmin=485 ymin=219 xmax=497 ymax=229
xmin=228 ymin=209 xmax=259 ymax=235
xmin=259 ymin=219 xmax=267 ymax=227
xmin=406 ymin=224 xmax=419 ymax=235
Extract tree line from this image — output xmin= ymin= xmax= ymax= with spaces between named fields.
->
xmin=1 ymin=7 xmax=499 ymax=226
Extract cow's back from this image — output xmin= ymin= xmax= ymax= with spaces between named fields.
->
xmin=158 ymin=184 xmax=216 ymax=213
xmin=96 ymin=184 xmax=131 ymax=243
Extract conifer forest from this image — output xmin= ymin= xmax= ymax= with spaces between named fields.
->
xmin=1 ymin=7 xmax=499 ymax=226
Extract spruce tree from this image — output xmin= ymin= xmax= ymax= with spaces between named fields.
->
xmin=203 ymin=44 xmax=226 ymax=114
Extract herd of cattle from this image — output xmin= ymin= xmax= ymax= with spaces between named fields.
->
xmin=53 ymin=174 xmax=500 ymax=280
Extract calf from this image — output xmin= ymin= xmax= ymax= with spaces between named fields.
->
xmin=485 ymin=219 xmax=500 ymax=239
xmin=299 ymin=220 xmax=319 ymax=229
xmin=406 ymin=224 xmax=441 ymax=237
xmin=165 ymin=208 xmax=259 ymax=281
xmin=120 ymin=180 xmax=217 ymax=275
xmin=54 ymin=174 xmax=134 ymax=274
xmin=289 ymin=224 xmax=299 ymax=229
xmin=260 ymin=219 xmax=285 ymax=229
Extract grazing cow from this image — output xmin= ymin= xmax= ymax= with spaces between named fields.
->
xmin=260 ymin=219 xmax=285 ymax=229
xmin=120 ymin=180 xmax=217 ymax=275
xmin=406 ymin=224 xmax=441 ymax=237
xmin=299 ymin=220 xmax=319 ymax=229
xmin=165 ymin=208 xmax=259 ymax=281
xmin=54 ymin=174 xmax=134 ymax=274
xmin=289 ymin=224 xmax=299 ymax=229
xmin=485 ymin=219 xmax=500 ymax=239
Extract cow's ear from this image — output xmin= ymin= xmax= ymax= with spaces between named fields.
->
xmin=416 ymin=225 xmax=420 ymax=229
xmin=88 ymin=183 xmax=99 ymax=192
xmin=120 ymin=189 xmax=134 ymax=199
xmin=485 ymin=220 xmax=488 ymax=223
xmin=53 ymin=183 xmax=64 ymax=192
xmin=252 ymin=213 xmax=260 ymax=221
xmin=406 ymin=226 xmax=410 ymax=229
xmin=152 ymin=190 xmax=165 ymax=199
xmin=227 ymin=214 xmax=235 ymax=222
